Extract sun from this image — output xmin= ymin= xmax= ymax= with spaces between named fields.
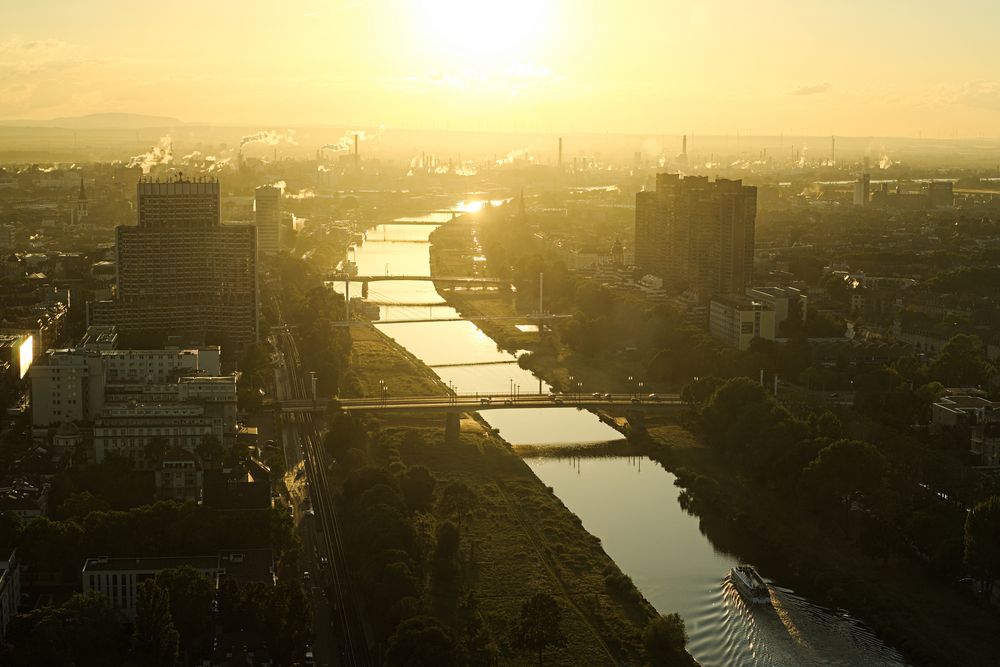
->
xmin=410 ymin=0 xmax=551 ymax=62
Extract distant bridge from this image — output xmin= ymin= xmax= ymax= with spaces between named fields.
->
xmin=274 ymin=393 xmax=683 ymax=414
xmin=331 ymin=314 xmax=572 ymax=327
xmin=325 ymin=274 xmax=506 ymax=286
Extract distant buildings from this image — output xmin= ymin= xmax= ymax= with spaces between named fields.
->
xmin=709 ymin=295 xmax=776 ymax=351
xmin=253 ymin=185 xmax=282 ymax=257
xmin=635 ymin=174 xmax=756 ymax=303
xmin=853 ymin=173 xmax=870 ymax=206
xmin=91 ymin=178 xmax=259 ymax=348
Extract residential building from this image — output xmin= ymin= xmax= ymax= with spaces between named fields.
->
xmin=635 ymin=174 xmax=756 ymax=302
xmin=30 ymin=347 xmax=227 ymax=428
xmin=253 ymin=185 xmax=282 ymax=257
xmin=709 ymin=295 xmax=776 ymax=351
xmin=204 ymin=459 xmax=272 ymax=510
xmin=0 ymin=479 xmax=49 ymax=519
xmin=94 ymin=404 xmax=219 ymax=468
xmin=747 ymin=286 xmax=807 ymax=331
xmin=927 ymin=181 xmax=954 ymax=209
xmin=154 ymin=448 xmax=204 ymax=502
xmin=90 ymin=177 xmax=259 ymax=348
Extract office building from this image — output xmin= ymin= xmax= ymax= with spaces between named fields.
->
xmin=635 ymin=174 xmax=756 ymax=302
xmin=82 ymin=550 xmax=275 ymax=619
xmin=709 ymin=295 xmax=775 ymax=351
xmin=30 ymin=346 xmax=224 ymax=428
xmin=253 ymin=185 xmax=282 ymax=256
xmin=91 ymin=177 xmax=258 ymax=348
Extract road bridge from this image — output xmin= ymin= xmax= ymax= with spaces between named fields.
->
xmin=275 ymin=392 xmax=683 ymax=414
xmin=326 ymin=274 xmax=506 ymax=285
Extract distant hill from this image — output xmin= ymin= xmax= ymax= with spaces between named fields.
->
xmin=0 ymin=113 xmax=183 ymax=129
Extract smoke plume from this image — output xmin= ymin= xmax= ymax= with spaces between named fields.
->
xmin=127 ymin=136 xmax=173 ymax=173
xmin=239 ymin=130 xmax=298 ymax=150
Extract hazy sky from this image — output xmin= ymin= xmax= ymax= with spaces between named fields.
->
xmin=4 ymin=0 xmax=1000 ymax=138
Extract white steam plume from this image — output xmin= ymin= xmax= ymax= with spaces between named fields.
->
xmin=127 ymin=136 xmax=173 ymax=173
xmin=239 ymin=129 xmax=298 ymax=150
xmin=321 ymin=125 xmax=385 ymax=152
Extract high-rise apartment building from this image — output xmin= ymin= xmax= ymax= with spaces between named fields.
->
xmin=253 ymin=185 xmax=281 ymax=256
xmin=91 ymin=178 xmax=258 ymax=347
xmin=635 ymin=174 xmax=756 ymax=301
xmin=853 ymin=173 xmax=871 ymax=206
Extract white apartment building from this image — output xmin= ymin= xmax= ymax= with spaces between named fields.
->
xmin=30 ymin=347 xmax=225 ymax=427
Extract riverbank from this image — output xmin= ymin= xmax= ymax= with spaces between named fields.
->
xmin=347 ymin=324 xmax=678 ymax=665
xmin=427 ymin=215 xmax=1000 ymax=666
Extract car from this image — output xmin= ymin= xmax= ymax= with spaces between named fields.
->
xmin=503 ymin=399 xmax=513 ymax=405
xmin=631 ymin=397 xmax=642 ymax=403
xmin=304 ymin=508 xmax=315 ymax=517
xmin=320 ymin=556 xmax=329 ymax=566
xmin=480 ymin=397 xmax=492 ymax=405
xmin=302 ymin=571 xmax=311 ymax=581
xmin=648 ymin=393 xmax=661 ymax=401
xmin=592 ymin=392 xmax=601 ymax=399
xmin=553 ymin=398 xmax=564 ymax=405
xmin=603 ymin=393 xmax=613 ymax=401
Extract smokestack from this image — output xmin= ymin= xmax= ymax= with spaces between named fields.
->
xmin=831 ymin=136 xmax=836 ymax=164
xmin=682 ymin=135 xmax=687 ymax=156
xmin=558 ymin=137 xmax=563 ymax=168
xmin=354 ymin=134 xmax=359 ymax=169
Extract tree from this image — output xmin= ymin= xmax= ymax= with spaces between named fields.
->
xmin=195 ymin=433 xmax=224 ymax=468
xmin=384 ymin=616 xmax=458 ymax=667
xmin=144 ymin=436 xmax=168 ymax=468
xmin=801 ymin=439 xmax=887 ymax=536
xmin=4 ymin=593 xmax=128 ymax=666
xmin=155 ymin=566 xmax=215 ymax=658
xmin=643 ymin=613 xmax=690 ymax=666
xmin=432 ymin=520 xmax=461 ymax=591
xmin=132 ymin=579 xmax=180 ymax=666
xmin=57 ymin=491 xmax=109 ymax=520
xmin=438 ymin=481 xmax=477 ymax=529
xmin=324 ymin=414 xmax=367 ymax=461
xmin=930 ymin=334 xmax=993 ymax=388
xmin=964 ymin=496 xmax=1000 ymax=600
xmin=399 ymin=465 xmax=436 ymax=513
xmin=513 ymin=592 xmax=567 ymax=666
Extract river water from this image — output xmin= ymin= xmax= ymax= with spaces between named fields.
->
xmin=335 ymin=200 xmax=908 ymax=666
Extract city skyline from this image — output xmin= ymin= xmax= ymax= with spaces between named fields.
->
xmin=4 ymin=0 xmax=1000 ymax=138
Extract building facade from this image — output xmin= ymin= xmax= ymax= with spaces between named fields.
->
xmin=253 ymin=185 xmax=282 ymax=257
xmin=635 ymin=174 xmax=756 ymax=302
xmin=91 ymin=177 xmax=258 ymax=347
xmin=709 ymin=295 xmax=776 ymax=351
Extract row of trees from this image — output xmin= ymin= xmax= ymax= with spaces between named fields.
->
xmin=688 ymin=376 xmax=999 ymax=597
xmin=1 ymin=567 xmax=311 ymax=666
xmin=3 ymin=499 xmax=296 ymax=583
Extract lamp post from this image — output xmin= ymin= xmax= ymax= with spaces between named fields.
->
xmin=569 ymin=374 xmax=574 ymax=399
xmin=627 ymin=375 xmax=634 ymax=399
xmin=310 ymin=371 xmax=317 ymax=406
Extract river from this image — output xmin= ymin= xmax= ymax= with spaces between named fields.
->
xmin=334 ymin=199 xmax=908 ymax=666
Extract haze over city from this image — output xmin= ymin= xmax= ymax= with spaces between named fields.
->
xmin=4 ymin=0 xmax=1000 ymax=137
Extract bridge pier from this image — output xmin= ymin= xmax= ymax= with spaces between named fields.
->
xmin=624 ymin=410 xmax=648 ymax=439
xmin=445 ymin=412 xmax=461 ymax=445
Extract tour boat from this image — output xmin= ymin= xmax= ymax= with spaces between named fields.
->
xmin=730 ymin=565 xmax=771 ymax=605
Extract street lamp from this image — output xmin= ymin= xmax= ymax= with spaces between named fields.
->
xmin=627 ymin=375 xmax=634 ymax=398
xmin=568 ymin=375 xmax=574 ymax=398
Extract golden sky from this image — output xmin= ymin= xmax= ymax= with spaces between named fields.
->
xmin=4 ymin=0 xmax=1000 ymax=137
